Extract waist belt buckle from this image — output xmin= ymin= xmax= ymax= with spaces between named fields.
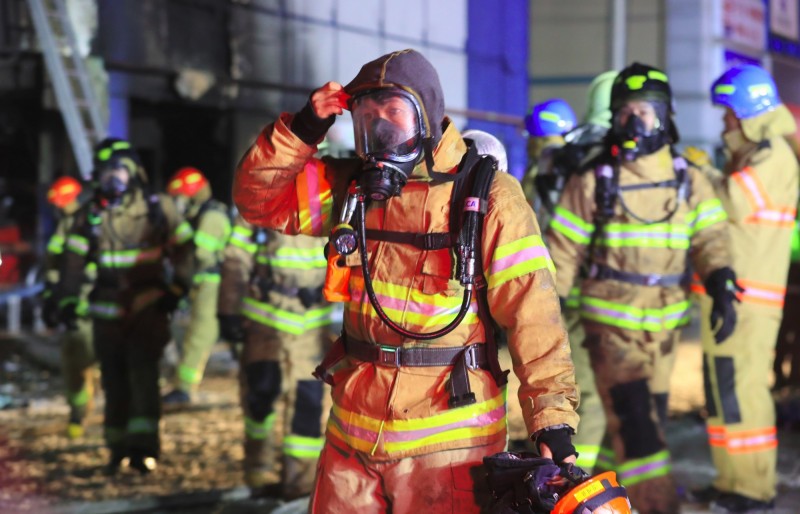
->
xmin=587 ymin=263 xmax=599 ymax=279
xmin=644 ymin=274 xmax=660 ymax=287
xmin=464 ymin=345 xmax=479 ymax=370
xmin=378 ymin=345 xmax=401 ymax=367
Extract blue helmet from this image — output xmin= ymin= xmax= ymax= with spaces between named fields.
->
xmin=525 ymin=98 xmax=577 ymax=137
xmin=711 ymin=65 xmax=781 ymax=119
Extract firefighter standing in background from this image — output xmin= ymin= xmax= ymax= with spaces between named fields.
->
xmin=42 ymin=177 xmax=97 ymax=439
xmin=161 ymin=167 xmax=231 ymax=408
xmin=218 ymin=213 xmax=332 ymax=500
xmin=520 ymin=98 xmax=577 ymax=215
xmin=54 ymin=138 xmax=193 ymax=474
xmin=233 ymin=48 xmax=579 ymax=514
xmin=546 ymin=63 xmax=736 ymax=514
xmin=694 ymin=64 xmax=800 ymax=514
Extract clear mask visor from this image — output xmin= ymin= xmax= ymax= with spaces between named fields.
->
xmin=351 ymin=90 xmax=423 ymax=162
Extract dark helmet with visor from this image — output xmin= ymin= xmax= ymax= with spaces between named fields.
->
xmin=610 ymin=62 xmax=678 ymax=160
xmin=92 ymin=137 xmax=142 ymax=205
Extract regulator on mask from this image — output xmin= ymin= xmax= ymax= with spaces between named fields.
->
xmin=351 ymin=88 xmax=426 ymax=201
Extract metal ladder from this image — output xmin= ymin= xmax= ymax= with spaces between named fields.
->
xmin=26 ymin=0 xmax=105 ymax=178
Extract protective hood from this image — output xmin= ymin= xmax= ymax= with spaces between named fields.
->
xmin=741 ymin=104 xmax=798 ymax=143
xmin=345 ymin=49 xmax=445 ymax=146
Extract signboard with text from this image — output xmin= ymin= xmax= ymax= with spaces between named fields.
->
xmin=724 ymin=0 xmax=767 ymax=51
xmin=770 ymin=0 xmax=800 ymax=40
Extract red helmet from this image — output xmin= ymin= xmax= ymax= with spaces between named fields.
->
xmin=47 ymin=177 xmax=82 ymax=208
xmin=167 ymin=167 xmax=208 ymax=197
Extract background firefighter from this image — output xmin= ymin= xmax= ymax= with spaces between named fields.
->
xmin=545 ymin=62 xmax=736 ymax=514
xmin=42 ymin=176 xmax=98 ymax=439
xmin=218 ymin=214 xmax=333 ymax=500
xmin=233 ymin=48 xmax=579 ymax=513
xmin=52 ymin=138 xmax=194 ymax=475
xmin=693 ymin=64 xmax=800 ymax=514
xmin=162 ymin=167 xmax=231 ymax=408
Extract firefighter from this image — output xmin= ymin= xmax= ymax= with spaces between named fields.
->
xmin=233 ymin=48 xmax=579 ymax=513
xmin=545 ymin=62 xmax=736 ymax=514
xmin=161 ymin=167 xmax=231 ymax=408
xmin=54 ymin=138 xmax=193 ymax=474
xmin=695 ymin=64 xmax=799 ymax=514
xmin=218 ymin=213 xmax=332 ymax=500
xmin=520 ymin=98 xmax=577 ymax=211
xmin=42 ymin=176 xmax=96 ymax=439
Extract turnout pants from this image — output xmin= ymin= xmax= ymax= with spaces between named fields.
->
xmin=175 ymin=280 xmax=220 ymax=393
xmin=700 ymin=296 xmax=780 ymax=502
xmin=94 ymin=305 xmax=170 ymax=458
xmin=239 ymin=319 xmax=329 ymax=496
xmin=310 ymin=437 xmax=506 ymax=514
xmin=584 ymin=321 xmax=680 ymax=514
xmin=61 ymin=316 xmax=96 ymax=422
xmin=564 ymin=308 xmax=606 ymax=472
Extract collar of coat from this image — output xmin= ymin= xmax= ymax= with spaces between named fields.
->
xmin=408 ymin=117 xmax=467 ymax=181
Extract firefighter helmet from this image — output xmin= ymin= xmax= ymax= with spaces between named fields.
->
xmin=552 ymin=471 xmax=632 ymax=514
xmin=47 ymin=177 xmax=82 ymax=209
xmin=167 ymin=167 xmax=209 ymax=198
xmin=526 ymin=98 xmax=577 ymax=137
xmin=711 ymin=64 xmax=781 ymax=119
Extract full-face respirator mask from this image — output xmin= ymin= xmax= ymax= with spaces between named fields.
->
xmin=350 ymin=88 xmax=426 ymax=201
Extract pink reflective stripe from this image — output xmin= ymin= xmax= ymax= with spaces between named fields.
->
xmin=750 ymin=209 xmax=796 ymax=223
xmin=744 ymin=287 xmax=785 ymax=302
xmin=349 ymin=285 xmax=479 ymax=317
xmin=383 ymin=404 xmax=506 ymax=442
xmin=329 ymin=411 xmax=379 ymax=443
xmin=304 ymin=160 xmax=324 ymax=236
xmin=726 ymin=433 xmax=777 ymax=449
xmin=490 ymin=245 xmax=550 ymax=275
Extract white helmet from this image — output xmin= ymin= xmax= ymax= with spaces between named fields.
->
xmin=462 ymin=129 xmax=508 ymax=172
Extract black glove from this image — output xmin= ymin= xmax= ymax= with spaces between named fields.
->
xmin=291 ymin=99 xmax=335 ymax=145
xmin=218 ymin=314 xmax=244 ymax=342
xmin=58 ymin=302 xmax=79 ymax=331
xmin=534 ymin=426 xmax=577 ymax=464
xmin=157 ymin=285 xmax=184 ymax=313
xmin=298 ymin=287 xmax=323 ymax=309
xmin=704 ymin=267 xmax=743 ymax=344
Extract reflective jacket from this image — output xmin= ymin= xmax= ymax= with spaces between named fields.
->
xmin=187 ymin=199 xmax=231 ymax=286
xmin=45 ymin=210 xmax=95 ymax=317
xmin=547 ymin=145 xmax=732 ymax=333
xmin=234 ymin=114 xmax=578 ymax=461
xmin=710 ymin=107 xmax=799 ymax=309
xmin=58 ymin=188 xmax=193 ymax=320
xmin=219 ymin=215 xmax=332 ymax=334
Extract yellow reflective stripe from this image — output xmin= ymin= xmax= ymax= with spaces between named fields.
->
xmin=241 ymin=297 xmax=333 ymax=334
xmin=99 ymin=246 xmax=163 ymax=267
xmin=714 ymin=84 xmax=735 ymax=95
xmin=347 ymin=277 xmax=479 ymax=329
xmin=47 ymin=234 xmax=66 ymax=255
xmin=262 ymin=246 xmax=327 ymax=269
xmin=245 ymin=413 xmax=276 ymax=440
xmin=488 ymin=235 xmax=555 ymax=289
xmin=178 ymin=364 xmax=203 ymax=385
xmin=551 ymin=205 xmax=595 ymax=244
xmin=297 ymin=160 xmax=334 ymax=236
xmin=193 ymin=272 xmax=221 ymax=284
xmin=194 ymin=230 xmax=226 ymax=252
xmin=66 ymin=234 xmax=90 ymax=256
xmin=173 ymin=221 xmax=194 ymax=244
xmin=581 ymin=296 xmax=691 ymax=331
xmin=283 ymin=435 xmax=324 ymax=458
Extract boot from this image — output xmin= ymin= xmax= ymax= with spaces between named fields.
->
xmin=684 ymin=485 xmax=722 ymax=504
xmin=281 ymin=455 xmax=318 ymax=501
xmin=711 ymin=493 xmax=775 ymax=514
xmin=129 ymin=448 xmax=158 ymax=475
xmin=105 ymin=446 xmax=129 ymax=476
xmin=243 ymin=437 xmax=279 ymax=497
xmin=162 ymin=388 xmax=192 ymax=411
xmin=626 ymin=475 xmax=681 ymax=514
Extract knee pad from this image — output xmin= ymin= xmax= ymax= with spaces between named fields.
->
xmin=609 ymin=379 xmax=664 ymax=458
xmin=244 ymin=360 xmax=282 ymax=422
xmin=291 ymin=380 xmax=324 ymax=438
xmin=703 ymin=355 xmax=741 ymax=424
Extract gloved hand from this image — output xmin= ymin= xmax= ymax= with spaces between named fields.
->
xmin=157 ymin=285 xmax=184 ymax=314
xmin=218 ymin=314 xmax=244 ymax=342
xmin=534 ymin=426 xmax=577 ymax=464
xmin=291 ymin=82 xmax=347 ymax=145
xmin=704 ymin=267 xmax=743 ymax=343
xmin=58 ymin=302 xmax=79 ymax=331
xmin=298 ymin=287 xmax=323 ymax=309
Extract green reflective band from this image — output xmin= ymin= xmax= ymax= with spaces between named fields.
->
xmin=551 ymin=205 xmax=595 ymax=245
xmin=625 ymin=75 xmax=647 ymax=90
xmin=622 ymin=140 xmax=637 ymax=149
xmin=69 ymin=386 xmax=90 ymax=408
xmin=178 ymin=363 xmax=203 ymax=385
xmin=581 ymin=297 xmax=691 ymax=332
xmin=647 ymin=70 xmax=668 ymax=82
xmin=231 ymin=237 xmax=257 ymax=254
xmin=75 ymin=299 xmax=90 ymax=317
xmin=47 ymin=234 xmax=66 ymax=255
xmin=283 ymin=434 xmax=325 ymax=459
xmin=104 ymin=427 xmax=126 ymax=444
xmin=245 ymin=413 xmax=276 ymax=440
xmin=594 ymin=446 xmax=617 ymax=471
xmin=58 ymin=296 xmax=79 ymax=308
xmin=615 ymin=449 xmax=671 ymax=486
xmin=574 ymin=444 xmax=601 ymax=469
xmin=66 ymin=234 xmax=90 ymax=256
xmin=193 ymin=272 xmax=221 ymax=284
xmin=112 ymin=141 xmax=131 ymax=150
xmin=96 ymin=147 xmax=113 ymax=161
xmin=688 ymin=198 xmax=728 ymax=233
xmin=174 ymin=221 xmax=194 ymax=244
xmin=194 ymin=231 xmax=225 ymax=252
xmin=539 ymin=111 xmax=561 ymax=123
xmin=791 ymin=223 xmax=799 ymax=262
xmin=127 ymin=417 xmax=158 ymax=434
xmin=714 ymin=84 xmax=736 ymax=95
xmin=241 ymin=298 xmax=333 ymax=335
